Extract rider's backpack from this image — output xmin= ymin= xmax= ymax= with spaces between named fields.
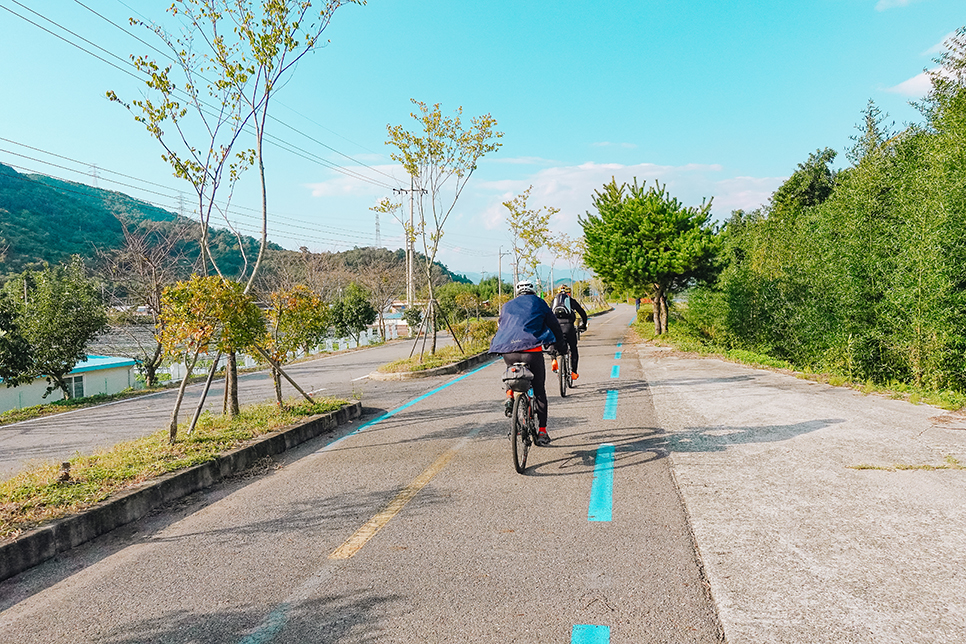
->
xmin=552 ymin=293 xmax=572 ymax=319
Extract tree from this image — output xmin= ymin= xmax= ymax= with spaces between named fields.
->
xmin=330 ymin=283 xmax=377 ymax=343
xmin=110 ymin=0 xmax=358 ymax=290
xmin=581 ymin=179 xmax=718 ymax=334
xmin=160 ymin=275 xmax=264 ymax=441
xmin=353 ymin=251 xmax=407 ymax=340
xmin=111 ymin=0 xmax=358 ymax=416
xmin=503 ymin=186 xmax=557 ymax=290
xmin=262 ymin=285 xmax=329 ymax=404
xmin=0 ymin=295 xmax=32 ymax=386
xmin=100 ymin=217 xmax=197 ymax=387
xmin=1 ymin=258 xmax=109 ymax=398
xmin=386 ymin=100 xmax=503 ymax=354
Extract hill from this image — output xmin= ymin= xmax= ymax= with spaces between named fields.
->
xmin=0 ymin=163 xmax=280 ymax=279
xmin=0 ymin=163 xmax=467 ymax=285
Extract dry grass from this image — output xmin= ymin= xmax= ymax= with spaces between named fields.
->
xmin=0 ymin=397 xmax=348 ymax=542
xmin=378 ymin=343 xmax=490 ymax=373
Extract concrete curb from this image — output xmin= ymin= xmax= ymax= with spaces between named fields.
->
xmin=0 ymin=401 xmax=362 ymax=583
xmin=368 ymin=351 xmax=494 ymax=381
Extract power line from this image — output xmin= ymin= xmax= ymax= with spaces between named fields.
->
xmin=0 ymin=156 xmax=381 ymax=249
xmin=0 ymin=137 xmax=392 ymax=245
xmin=1 ymin=1 xmax=398 ymax=190
xmin=74 ymin=0 xmax=402 ymax=184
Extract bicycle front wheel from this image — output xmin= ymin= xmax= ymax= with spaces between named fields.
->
xmin=511 ymin=393 xmax=530 ymax=474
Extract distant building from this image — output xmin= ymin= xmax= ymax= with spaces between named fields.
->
xmin=0 ymin=355 xmax=136 ymax=414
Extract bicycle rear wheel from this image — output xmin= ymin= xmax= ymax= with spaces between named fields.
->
xmin=511 ymin=393 xmax=530 ymax=473
xmin=566 ymin=353 xmax=574 ymax=389
xmin=558 ymin=353 xmax=567 ymax=397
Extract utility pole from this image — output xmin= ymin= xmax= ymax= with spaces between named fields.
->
xmin=393 ymin=178 xmax=426 ymax=308
xmin=498 ymin=247 xmax=511 ymax=300
xmin=374 ymin=209 xmax=381 ymax=249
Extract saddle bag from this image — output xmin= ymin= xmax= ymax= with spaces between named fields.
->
xmin=502 ymin=363 xmax=534 ymax=392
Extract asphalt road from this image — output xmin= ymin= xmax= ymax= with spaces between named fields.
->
xmin=0 ymin=305 xmax=724 ymax=643
xmin=0 ymin=336 xmax=454 ymax=477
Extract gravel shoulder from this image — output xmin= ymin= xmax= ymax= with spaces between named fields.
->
xmin=638 ymin=344 xmax=966 ymax=643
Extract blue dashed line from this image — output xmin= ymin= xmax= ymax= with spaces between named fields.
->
xmin=588 ymin=444 xmax=615 ymax=522
xmin=610 ymin=365 xmax=620 ymax=378
xmin=603 ymin=390 xmax=618 ymax=419
xmin=614 ymin=351 xmax=622 ymax=359
xmin=572 ymin=624 xmax=611 ymax=643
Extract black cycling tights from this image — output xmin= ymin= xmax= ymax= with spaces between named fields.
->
xmin=560 ymin=322 xmax=579 ymax=373
xmin=502 ymin=351 xmax=548 ymax=428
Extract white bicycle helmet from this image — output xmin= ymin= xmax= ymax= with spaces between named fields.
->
xmin=515 ymin=280 xmax=535 ymax=296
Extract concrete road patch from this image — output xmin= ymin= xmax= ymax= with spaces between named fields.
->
xmin=639 ymin=346 xmax=966 ymax=643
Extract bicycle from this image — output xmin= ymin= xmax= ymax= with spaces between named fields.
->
xmin=502 ymin=362 xmax=537 ymax=474
xmin=548 ymin=346 xmax=571 ymax=397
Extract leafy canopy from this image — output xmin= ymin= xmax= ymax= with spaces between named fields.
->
xmin=160 ymin=275 xmax=265 ymax=358
xmin=581 ymin=178 xmax=718 ymax=297
xmin=0 ymin=257 xmax=109 ymax=398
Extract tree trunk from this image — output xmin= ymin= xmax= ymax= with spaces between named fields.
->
xmin=660 ymin=294 xmax=669 ymax=334
xmin=226 ymin=352 xmax=239 ymax=417
xmin=144 ymin=343 xmax=163 ymax=388
xmin=53 ymin=376 xmax=71 ymax=401
xmin=169 ymin=349 xmax=200 ymax=443
xmin=652 ymin=285 xmax=665 ymax=336
xmin=429 ymin=299 xmax=438 ymax=354
xmin=273 ymin=367 xmax=283 ymax=405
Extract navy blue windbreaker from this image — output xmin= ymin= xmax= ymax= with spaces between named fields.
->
xmin=488 ymin=293 xmax=565 ymax=354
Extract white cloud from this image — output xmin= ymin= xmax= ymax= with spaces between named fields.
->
xmin=475 ymin=161 xmax=780 ymax=237
xmin=887 ymin=70 xmax=933 ymax=96
xmin=875 ymin=0 xmax=923 ymax=11
xmin=924 ymin=32 xmax=957 ymax=56
xmin=304 ymin=164 xmax=404 ymax=197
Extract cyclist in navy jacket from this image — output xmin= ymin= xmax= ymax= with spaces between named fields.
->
xmin=489 ymin=280 xmax=565 ymax=446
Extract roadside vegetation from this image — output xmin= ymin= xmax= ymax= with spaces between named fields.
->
xmin=0 ymin=397 xmax=349 ymax=542
xmin=585 ymin=28 xmax=966 ymax=412
xmin=631 ymin=309 xmax=966 ymax=411
xmin=0 ymin=389 xmax=165 ymax=428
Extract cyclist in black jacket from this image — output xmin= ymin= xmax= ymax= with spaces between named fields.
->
xmin=550 ymin=284 xmax=588 ymax=379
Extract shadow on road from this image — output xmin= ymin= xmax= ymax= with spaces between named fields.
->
xmin=61 ymin=588 xmax=402 ymax=644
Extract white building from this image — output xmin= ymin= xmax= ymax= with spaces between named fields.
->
xmin=0 ymin=355 xmax=136 ymax=413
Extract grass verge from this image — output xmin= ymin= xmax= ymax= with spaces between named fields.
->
xmin=0 ymin=388 xmax=168 ymax=428
xmin=378 ymin=342 xmax=490 ymax=373
xmin=849 ymin=455 xmax=966 ymax=472
xmin=0 ymin=397 xmax=349 ymax=542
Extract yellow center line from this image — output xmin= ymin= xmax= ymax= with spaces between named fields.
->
xmin=328 ymin=448 xmax=459 ymax=560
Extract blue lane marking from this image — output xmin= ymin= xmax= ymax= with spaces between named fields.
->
xmin=616 ymin=342 xmax=622 ymax=347
xmin=240 ymin=358 xmax=499 ymax=644
xmin=588 ymin=444 xmax=615 ymax=522
xmin=572 ymin=624 xmax=611 ymax=643
xmin=628 ymin=318 xmax=635 ymax=326
xmin=614 ymin=351 xmax=622 ymax=359
xmin=603 ymin=390 xmax=618 ymax=420
xmin=610 ymin=365 xmax=620 ymax=378
xmin=328 ymin=359 xmax=497 ymax=447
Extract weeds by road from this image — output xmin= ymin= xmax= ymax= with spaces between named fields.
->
xmin=632 ymin=311 xmax=966 ymax=411
xmin=0 ymin=389 xmax=168 ymax=428
xmin=0 ymin=398 xmax=349 ymax=542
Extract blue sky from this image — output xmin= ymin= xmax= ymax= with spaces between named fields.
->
xmin=0 ymin=0 xmax=961 ymax=279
